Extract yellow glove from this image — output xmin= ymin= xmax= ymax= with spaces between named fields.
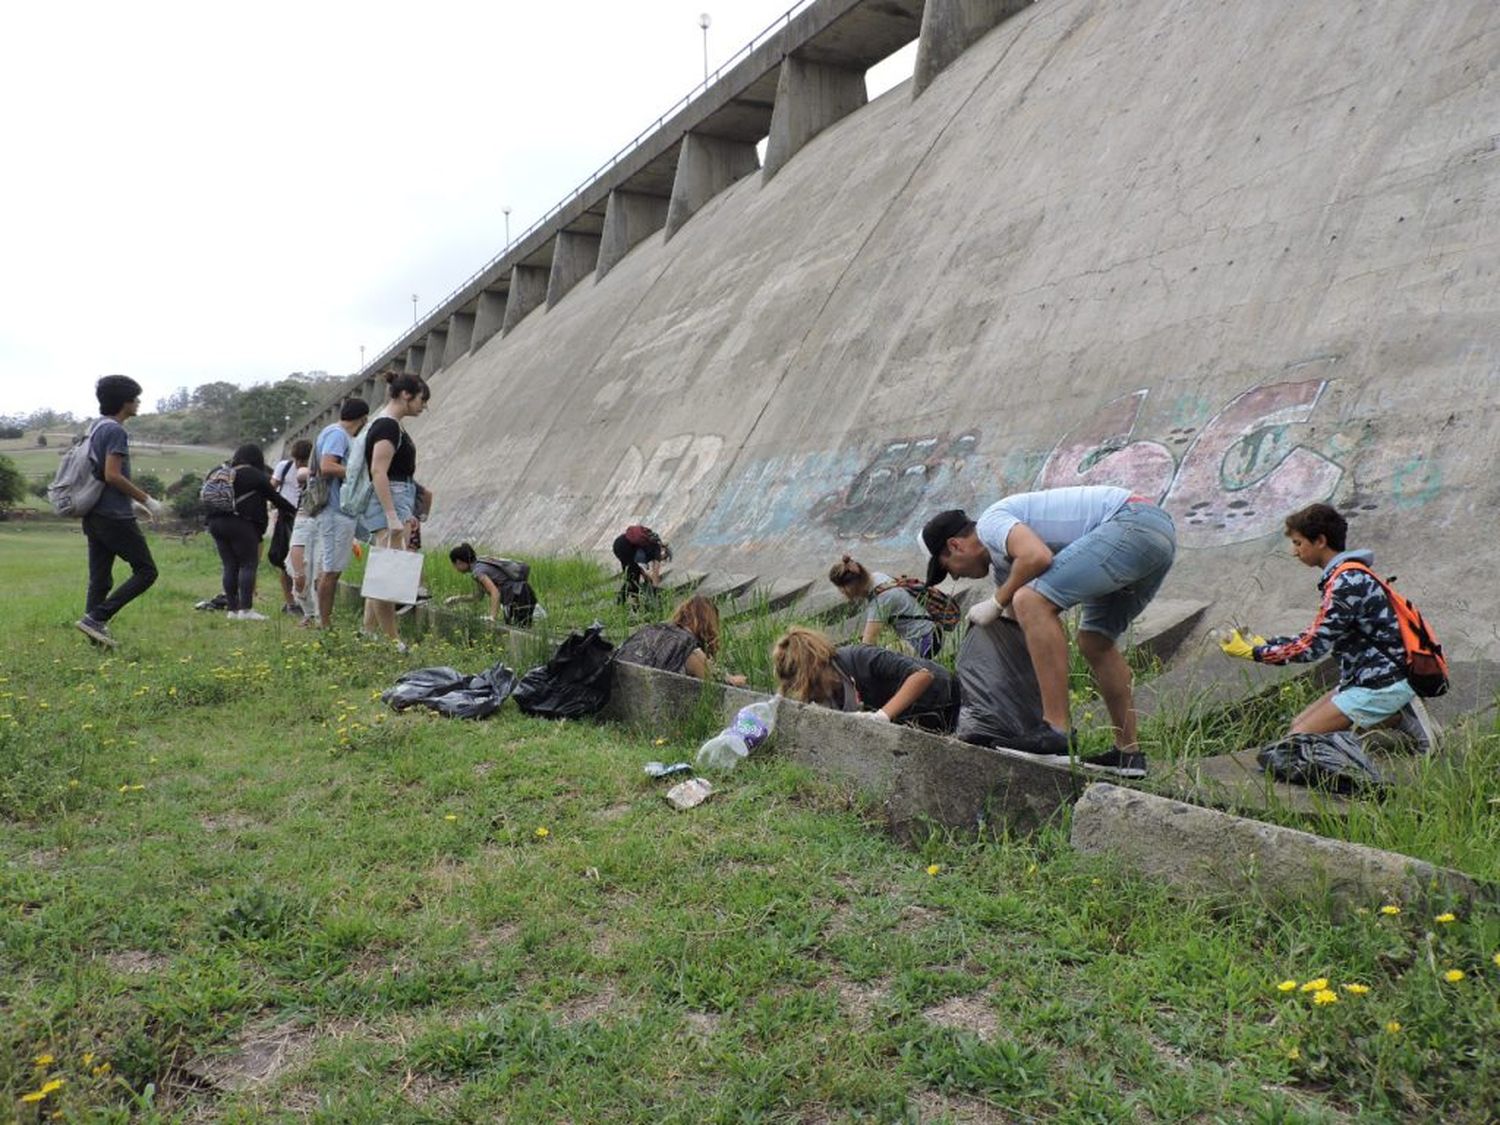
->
xmin=1218 ymin=628 xmax=1267 ymax=660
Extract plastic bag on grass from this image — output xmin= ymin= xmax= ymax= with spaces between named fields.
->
xmin=1256 ymin=730 xmax=1387 ymax=795
xmin=954 ymin=618 xmax=1044 ymax=747
xmin=381 ymin=661 xmax=518 ymax=720
xmin=513 ymin=622 xmax=615 ymax=719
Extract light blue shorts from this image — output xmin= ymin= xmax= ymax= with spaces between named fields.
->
xmin=315 ymin=508 xmax=356 ymax=575
xmin=1029 ymin=501 xmax=1177 ymax=641
xmin=362 ymin=480 xmax=416 ymax=535
xmin=1332 ymin=680 xmax=1415 ymax=728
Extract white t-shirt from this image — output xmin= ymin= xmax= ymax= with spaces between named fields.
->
xmin=864 ymin=571 xmax=936 ymax=649
xmin=272 ymin=459 xmax=303 ymax=508
xmin=976 ymin=486 xmax=1132 ymax=583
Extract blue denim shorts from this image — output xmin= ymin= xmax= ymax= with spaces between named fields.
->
xmin=1332 ymin=680 xmax=1415 ymax=727
xmin=1029 ymin=501 xmax=1177 ymax=640
xmin=362 ymin=479 xmax=416 ymax=534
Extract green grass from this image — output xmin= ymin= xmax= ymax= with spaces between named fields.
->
xmin=0 ymin=436 xmax=230 ymax=494
xmin=2 ymin=527 xmax=1498 ymax=1121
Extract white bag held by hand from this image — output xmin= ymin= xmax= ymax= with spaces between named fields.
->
xmin=361 ymin=544 xmax=424 ymax=604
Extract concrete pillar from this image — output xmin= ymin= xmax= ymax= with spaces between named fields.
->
xmin=419 ymin=331 xmax=447 ymax=377
xmin=913 ymin=0 xmax=1031 ymax=96
xmin=546 ymin=230 xmax=603 ymax=309
xmin=664 ymin=131 xmax=760 ymax=241
xmin=763 ymin=54 xmax=867 ymax=180
xmin=597 ymin=189 xmax=670 ymax=280
xmin=403 ymin=346 xmax=424 ymax=375
xmin=471 ymin=289 xmax=508 ymax=351
xmin=443 ymin=313 xmax=475 ymax=364
xmin=501 ymin=265 xmax=550 ymax=335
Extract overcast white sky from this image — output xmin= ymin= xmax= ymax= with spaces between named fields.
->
xmin=0 ymin=0 xmax=915 ymax=417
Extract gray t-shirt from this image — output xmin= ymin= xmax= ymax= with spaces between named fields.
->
xmin=865 ymin=572 xmax=936 ymax=650
xmin=313 ymin=424 xmax=351 ymax=510
xmin=976 ymin=486 xmax=1131 ymax=584
xmin=88 ymin=419 xmax=134 ymax=519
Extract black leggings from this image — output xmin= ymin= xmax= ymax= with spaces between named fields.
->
xmin=207 ymin=515 xmax=262 ymax=611
xmin=83 ymin=513 xmax=158 ymax=623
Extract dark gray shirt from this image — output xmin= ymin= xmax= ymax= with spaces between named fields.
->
xmin=88 ymin=419 xmax=133 ymax=519
xmin=834 ymin=644 xmax=954 ymax=720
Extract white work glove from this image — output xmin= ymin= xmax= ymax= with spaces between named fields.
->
xmin=967 ymin=599 xmax=1003 ymax=627
xmin=864 ymin=709 xmax=891 ymax=723
xmin=480 ymin=614 xmax=495 ymax=623
xmin=136 ymin=496 xmax=164 ymax=521
xmin=442 ymin=594 xmax=464 ymax=606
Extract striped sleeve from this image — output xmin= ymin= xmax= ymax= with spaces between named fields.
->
xmin=1253 ymin=575 xmax=1358 ymax=665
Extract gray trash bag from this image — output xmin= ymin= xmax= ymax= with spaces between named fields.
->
xmin=381 ymin=661 xmax=518 ymax=720
xmin=955 ymin=618 xmax=1045 ymax=746
xmin=1256 ymin=730 xmax=1387 ymax=795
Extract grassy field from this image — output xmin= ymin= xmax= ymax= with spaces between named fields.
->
xmin=2 ymin=526 xmax=1497 ymax=1121
xmin=0 ymin=436 xmax=231 ymax=493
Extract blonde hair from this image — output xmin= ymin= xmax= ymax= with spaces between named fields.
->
xmin=772 ymin=627 xmax=843 ymax=705
xmin=670 ymin=595 xmax=721 ymax=657
xmin=827 ymin=555 xmax=872 ymax=594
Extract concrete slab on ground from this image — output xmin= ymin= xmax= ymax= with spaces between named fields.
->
xmin=1136 ymin=655 xmax=1336 ymax=721
xmin=695 ymin=572 xmax=760 ymax=600
xmin=724 ymin=576 xmax=813 ymax=618
xmin=1126 ymin=599 xmax=1210 ymax=663
xmin=782 ymin=583 xmax=861 ymax=623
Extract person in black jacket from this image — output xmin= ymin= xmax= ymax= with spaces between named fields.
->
xmin=206 ymin=444 xmax=297 ymax=620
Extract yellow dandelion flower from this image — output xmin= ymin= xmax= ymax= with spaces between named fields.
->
xmin=1286 ymin=1046 xmax=1300 ymax=1060
xmin=1444 ymin=969 xmax=1465 ymax=983
xmin=1312 ymin=989 xmax=1338 ymax=1005
xmin=926 ymin=864 xmax=941 ymax=876
xmin=80 ymin=722 xmax=92 ymax=731
xmin=67 ymin=780 xmax=79 ymax=789
xmin=535 ymin=826 xmax=550 ymax=838
xmin=443 ymin=814 xmax=457 ymax=822
xmin=82 ymin=1052 xmax=94 ymax=1065
xmin=1276 ymin=980 xmax=1298 ymax=992
xmin=1341 ymin=983 xmax=1370 ymax=995
xmin=1435 ymin=912 xmax=1456 ymax=924
xmin=20 ymin=1090 xmax=46 ymax=1103
xmin=1299 ymin=978 xmax=1329 ymax=993
xmin=33 ymin=1053 xmax=54 ymax=1066
xmin=1493 ymin=952 xmax=1500 ymax=967
xmin=653 ymin=737 xmax=668 ymax=746
xmin=1379 ymin=904 xmax=1401 ymax=916
xmin=92 ymin=1062 xmax=111 ymax=1076
xmin=39 ymin=1079 xmax=63 ymax=1095
xmin=1385 ymin=1021 xmax=1401 ymax=1035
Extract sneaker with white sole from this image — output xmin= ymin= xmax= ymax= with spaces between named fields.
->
xmin=1080 ymin=748 xmax=1148 ymax=779
xmin=1396 ymin=699 xmax=1440 ymax=754
xmin=75 ymin=615 xmax=118 ymax=648
xmin=238 ymin=609 xmax=269 ymax=621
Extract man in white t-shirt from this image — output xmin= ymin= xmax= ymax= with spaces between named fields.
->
xmin=920 ymin=485 xmax=1176 ymax=778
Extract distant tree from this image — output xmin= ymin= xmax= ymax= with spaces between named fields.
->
xmin=0 ymin=455 xmax=27 ymax=507
xmin=35 ymin=434 xmax=46 ymax=447
xmin=171 ymin=473 xmax=203 ymax=521
xmin=135 ymin=471 xmax=167 ymax=500
xmin=0 ymin=424 xmax=23 ymax=440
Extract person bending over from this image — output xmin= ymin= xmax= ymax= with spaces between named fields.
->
xmin=612 ymin=524 xmax=670 ymax=604
xmin=269 ymin=439 xmax=312 ymax=617
xmin=827 ymin=555 xmax=940 ymax=657
xmin=771 ymin=626 xmax=957 ymax=733
xmin=617 ymin=595 xmax=748 ymax=685
xmin=446 ymin=544 xmax=538 ymax=626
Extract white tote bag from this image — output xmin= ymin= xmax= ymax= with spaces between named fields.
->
xmin=361 ymin=544 xmax=424 ymax=604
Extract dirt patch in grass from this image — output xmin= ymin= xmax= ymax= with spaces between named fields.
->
xmin=199 ymin=812 xmax=256 ymax=832
xmin=472 ymin=760 xmax=496 ymax=777
xmin=182 ymin=1021 xmax=315 ymax=1092
xmin=682 ymin=1010 xmax=721 ymax=1043
xmin=910 ymin=1089 xmax=1016 ymax=1123
xmin=552 ymin=981 xmax=626 ymax=1025
xmin=896 ymin=904 xmax=944 ymax=934
xmin=597 ymin=801 xmax=634 ymax=821
xmin=922 ymin=993 xmax=999 ymax=1043
xmin=829 ymin=975 xmax=890 ymax=1026
xmin=22 ymin=847 xmax=66 ymax=869
xmin=401 ymin=1069 xmax=465 ymax=1109
xmin=469 ymin=921 xmax=521 ymax=959
xmin=102 ymin=949 xmax=171 ymax=975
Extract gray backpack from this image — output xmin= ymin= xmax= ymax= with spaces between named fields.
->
xmin=47 ymin=420 xmax=106 ymax=518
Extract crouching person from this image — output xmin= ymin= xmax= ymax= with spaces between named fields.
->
xmin=771 ymin=627 xmax=957 ymax=733
xmin=1219 ymin=503 xmax=1436 ymax=750
xmin=445 ymin=544 xmax=538 ymax=626
xmin=828 ymin=555 xmax=941 ymax=657
xmin=616 ymin=595 xmax=747 ymax=685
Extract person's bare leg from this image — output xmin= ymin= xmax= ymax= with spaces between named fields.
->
xmin=317 ymin=571 xmax=341 ymax=628
xmin=1011 ymin=586 xmax=1072 ymax=732
xmin=278 ymin=568 xmax=295 ymax=610
xmin=1078 ymin=629 xmax=1137 ymax=749
xmin=1289 ymin=691 xmax=1353 ymax=735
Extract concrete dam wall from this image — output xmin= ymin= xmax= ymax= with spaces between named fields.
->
xmin=326 ymin=0 xmax=1500 ymax=649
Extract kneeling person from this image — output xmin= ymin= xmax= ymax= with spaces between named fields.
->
xmin=617 ymin=595 xmax=747 ymax=685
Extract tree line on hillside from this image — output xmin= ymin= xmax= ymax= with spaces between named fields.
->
xmin=0 ymin=371 xmax=347 ymax=447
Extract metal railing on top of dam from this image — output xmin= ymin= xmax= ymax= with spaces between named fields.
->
xmin=354 ymin=0 xmax=820 ymax=386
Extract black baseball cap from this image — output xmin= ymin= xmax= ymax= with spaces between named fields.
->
xmin=920 ymin=508 xmax=971 ymax=587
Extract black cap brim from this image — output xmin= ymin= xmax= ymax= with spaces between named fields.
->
xmin=925 ymin=552 xmax=948 ymax=589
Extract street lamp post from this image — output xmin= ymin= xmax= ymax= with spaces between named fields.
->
xmin=503 ymin=205 xmax=511 ymax=246
xmin=359 ymin=344 xmax=365 ymax=371
xmin=411 ymin=294 xmax=418 ymax=326
xmin=699 ymin=13 xmax=711 ymax=83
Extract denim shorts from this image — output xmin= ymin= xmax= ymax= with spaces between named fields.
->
xmin=288 ymin=512 xmax=315 ymax=549
xmin=1029 ymin=501 xmax=1177 ymax=640
xmin=362 ymin=479 xmax=416 ymax=535
xmin=315 ymin=508 xmax=357 ymax=575
xmin=1332 ymin=680 xmax=1415 ymax=727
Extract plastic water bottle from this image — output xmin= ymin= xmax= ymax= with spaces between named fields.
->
xmin=695 ymin=698 xmax=778 ymax=772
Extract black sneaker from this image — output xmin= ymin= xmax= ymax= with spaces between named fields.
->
xmin=75 ymin=615 xmax=118 ymax=648
xmin=1081 ymin=748 xmax=1147 ymax=779
xmin=1005 ymin=723 xmax=1075 ymax=759
xmin=195 ymin=594 xmax=229 ymax=611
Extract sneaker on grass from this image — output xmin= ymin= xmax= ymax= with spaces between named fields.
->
xmin=75 ymin=616 xmax=118 ymax=648
xmin=1080 ymin=748 xmax=1147 ymax=779
xmin=238 ymin=609 xmax=269 ymax=621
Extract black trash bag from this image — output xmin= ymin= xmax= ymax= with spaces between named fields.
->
xmin=513 ymin=622 xmax=615 ymax=719
xmin=1256 ymin=730 xmax=1387 ymax=795
xmin=381 ymin=661 xmax=518 ymax=720
xmin=955 ymin=618 xmax=1045 ymax=746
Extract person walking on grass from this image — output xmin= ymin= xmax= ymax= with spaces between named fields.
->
xmin=75 ymin=375 xmax=165 ymax=649
xmin=827 ymin=555 xmax=941 ymax=658
xmin=360 ymin=373 xmax=430 ymax=651
xmin=920 ymin=485 xmax=1176 ymax=777
xmin=205 ymin=444 xmax=297 ymax=620
xmin=311 ymin=398 xmax=369 ymax=629
xmin=1219 ymin=503 xmax=1437 ymax=750
xmin=268 ymin=439 xmax=312 ymax=617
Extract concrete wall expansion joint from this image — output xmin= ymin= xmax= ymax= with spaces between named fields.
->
xmin=547 ymin=230 xmax=604 ymax=309
xmin=763 ymin=54 xmax=868 ymax=180
xmin=914 ymin=0 xmax=1033 ymax=95
xmin=501 ymin=265 xmax=550 ymax=335
xmin=664 ymin=132 xmax=761 ymax=241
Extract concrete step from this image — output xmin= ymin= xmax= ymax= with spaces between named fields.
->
xmin=723 ymin=576 xmax=814 ymax=619
xmin=694 ymin=572 xmax=760 ymax=601
xmin=1126 ymin=598 xmax=1210 ymax=663
xmin=1135 ymin=656 xmax=1336 ymax=721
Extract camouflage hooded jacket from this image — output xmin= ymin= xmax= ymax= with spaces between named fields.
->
xmin=1252 ymin=549 xmax=1407 ymax=690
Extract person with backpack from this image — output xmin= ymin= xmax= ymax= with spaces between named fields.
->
xmin=612 ymin=524 xmax=670 ymax=603
xmin=771 ymin=626 xmax=958 ymax=733
xmin=827 ymin=555 xmax=943 ymax=658
xmin=268 ymin=439 xmax=312 ymax=617
xmin=920 ymin=486 xmax=1176 ymax=778
xmin=72 ymin=375 xmax=165 ymax=648
xmin=445 ymin=543 xmax=538 ymax=626
xmin=616 ymin=595 xmax=748 ymax=685
xmin=359 ymin=373 xmax=431 ymax=648
xmin=203 ymin=444 xmax=298 ymax=620
xmin=1219 ymin=503 xmax=1440 ymax=750
xmin=309 ymin=398 xmax=370 ymax=628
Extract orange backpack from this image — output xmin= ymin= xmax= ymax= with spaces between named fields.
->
xmin=1329 ymin=561 xmax=1449 ymax=698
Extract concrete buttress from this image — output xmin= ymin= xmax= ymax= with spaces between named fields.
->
xmin=596 ymin=190 xmax=671 ymax=280
xmin=763 ymin=54 xmax=868 ymax=180
xmin=501 ymin=265 xmax=550 ymax=335
xmin=401 ymin=347 xmax=423 ymax=375
xmin=547 ymin=231 xmax=603 ymax=309
xmin=664 ymin=132 xmax=760 ymax=240
xmin=470 ymin=290 xmax=508 ymax=352
xmin=443 ymin=313 xmax=475 ymax=364
xmin=913 ymin=0 xmax=1031 ymax=96
xmin=419 ymin=330 xmax=447 ymax=377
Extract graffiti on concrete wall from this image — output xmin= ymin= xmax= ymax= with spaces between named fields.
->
xmin=812 ymin=432 xmax=979 ymax=538
xmin=590 ymin=432 xmax=724 ymax=548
